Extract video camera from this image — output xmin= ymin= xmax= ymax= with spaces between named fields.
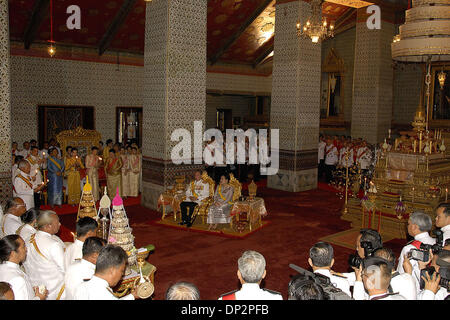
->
xmin=407 ymin=229 xmax=445 ymax=262
xmin=288 ymin=264 xmax=352 ymax=300
xmin=419 ymin=266 xmax=450 ymax=292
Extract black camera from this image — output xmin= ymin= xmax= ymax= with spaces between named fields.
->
xmin=348 ymin=241 xmax=376 ymax=269
xmin=407 ymin=248 xmax=430 ymax=262
xmin=419 ymin=266 xmax=450 ymax=291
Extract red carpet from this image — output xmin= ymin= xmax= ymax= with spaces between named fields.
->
xmin=58 ymin=182 xmax=407 ymax=300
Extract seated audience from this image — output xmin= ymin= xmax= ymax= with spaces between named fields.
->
xmin=165 ymin=282 xmax=200 ymax=300
xmin=65 ymin=237 xmax=106 ymax=300
xmin=308 ymin=242 xmax=351 ymax=297
xmin=0 ymin=235 xmax=47 ymax=300
xmin=0 ymin=282 xmax=14 ymax=300
xmin=26 ymin=210 xmax=66 ymax=300
xmin=288 ymin=274 xmax=325 ymax=300
xmin=74 ymin=244 xmax=138 ymax=300
xmin=219 ymin=250 xmax=282 ymax=300
xmin=64 ymin=217 xmax=98 ymax=269
xmin=2 ymin=198 xmax=26 ymax=236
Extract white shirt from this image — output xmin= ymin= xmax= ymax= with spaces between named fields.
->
xmin=27 ymin=155 xmax=43 ymax=186
xmin=74 ymin=275 xmax=134 ymax=300
xmin=185 ymin=180 xmax=210 ymax=204
xmin=65 ymin=259 xmax=96 ymax=300
xmin=218 ymin=283 xmax=283 ymax=300
xmin=318 ymin=141 xmax=326 ymax=162
xmin=64 ymin=239 xmax=84 ymax=269
xmin=26 ymin=230 xmax=66 ymax=300
xmin=442 ymin=224 xmax=450 ymax=243
xmin=0 ymin=261 xmax=39 ymax=300
xmin=17 ymin=224 xmax=36 ymax=244
xmin=314 ymin=269 xmax=351 ymax=297
xmin=17 ymin=148 xmax=31 ymax=159
xmin=368 ymin=292 xmax=406 ymax=300
xmin=2 ymin=214 xmax=23 ymax=236
xmin=357 ymin=147 xmax=372 ymax=169
xmin=324 ymin=145 xmax=338 ymax=165
xmin=418 ymin=287 xmax=449 ymax=300
xmin=353 ymin=272 xmax=417 ymax=300
xmin=13 ymin=170 xmax=34 ymax=210
xmin=397 ymin=232 xmax=436 ymax=292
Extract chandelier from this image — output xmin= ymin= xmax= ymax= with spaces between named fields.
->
xmin=296 ymin=0 xmax=334 ymax=44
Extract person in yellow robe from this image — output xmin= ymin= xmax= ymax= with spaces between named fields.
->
xmin=105 ymin=149 xmax=123 ymax=197
xmin=65 ymin=147 xmax=84 ymax=206
xmin=128 ymin=147 xmax=141 ymax=197
xmin=120 ymin=146 xmax=130 ymax=199
xmin=102 ymin=139 xmax=113 ymax=163
xmin=85 ymin=146 xmax=102 ymax=202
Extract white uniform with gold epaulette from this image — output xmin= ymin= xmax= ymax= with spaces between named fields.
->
xmin=26 ymin=230 xmax=66 ymax=300
xmin=2 ymin=214 xmax=23 ymax=237
xmin=64 ymin=259 xmax=96 ymax=300
xmin=64 ymin=239 xmax=84 ymax=269
xmin=74 ymin=275 xmax=134 ymax=300
xmin=13 ymin=170 xmax=34 ymax=210
xmin=185 ymin=180 xmax=210 ymax=205
xmin=0 ymin=261 xmax=40 ymax=300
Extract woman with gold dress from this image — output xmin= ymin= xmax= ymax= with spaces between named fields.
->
xmin=128 ymin=147 xmax=141 ymax=197
xmin=85 ymin=146 xmax=102 ymax=202
xmin=207 ymin=173 xmax=234 ymax=231
xmin=105 ymin=149 xmax=123 ymax=197
xmin=120 ymin=146 xmax=130 ymax=199
xmin=65 ymin=147 xmax=84 ymax=206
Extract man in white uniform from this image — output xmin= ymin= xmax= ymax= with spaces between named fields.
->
xmin=219 ymin=250 xmax=283 ymax=300
xmin=74 ymin=244 xmax=138 ymax=300
xmin=0 ymin=235 xmax=48 ymax=300
xmin=357 ymin=141 xmax=372 ymax=172
xmin=179 ymin=170 xmax=210 ymax=227
xmin=26 ymin=146 xmax=44 ymax=209
xmin=353 ymin=247 xmax=417 ymax=300
xmin=435 ymin=203 xmax=450 ymax=243
xmin=339 ymin=141 xmax=354 ymax=168
xmin=64 ymin=237 xmax=106 ymax=300
xmin=324 ymin=139 xmax=338 ymax=183
xmin=397 ymin=212 xmax=436 ymax=292
xmin=17 ymin=141 xmax=31 ymax=159
xmin=308 ymin=242 xmax=351 ymax=297
xmin=26 ymin=210 xmax=66 ymax=300
xmin=13 ymin=160 xmax=45 ymax=210
xmin=64 ymin=217 xmax=98 ymax=269
xmin=1 ymin=198 xmax=26 ymax=236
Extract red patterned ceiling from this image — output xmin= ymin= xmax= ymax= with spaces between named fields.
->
xmin=8 ymin=0 xmax=357 ymax=64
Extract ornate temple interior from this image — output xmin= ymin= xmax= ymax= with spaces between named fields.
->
xmin=0 ymin=0 xmax=450 ymax=304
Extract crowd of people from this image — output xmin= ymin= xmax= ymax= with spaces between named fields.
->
xmin=0 ymin=197 xmax=448 ymax=300
xmin=11 ymin=138 xmax=142 ymax=210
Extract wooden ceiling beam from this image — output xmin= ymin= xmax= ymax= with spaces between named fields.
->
xmin=252 ymin=42 xmax=274 ymax=69
xmin=209 ymin=0 xmax=273 ymax=66
xmin=98 ymin=0 xmax=138 ymax=56
xmin=23 ymin=0 xmax=50 ymax=50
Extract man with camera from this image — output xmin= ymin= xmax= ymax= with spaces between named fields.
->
xmin=397 ymin=212 xmax=436 ymax=292
xmin=341 ymin=229 xmax=383 ymax=286
xmin=435 ymin=203 xmax=450 ymax=243
xmin=353 ymin=247 xmax=417 ymax=300
xmin=404 ymin=249 xmax=449 ymax=300
xmin=308 ymin=242 xmax=351 ymax=297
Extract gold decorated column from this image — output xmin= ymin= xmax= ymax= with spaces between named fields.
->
xmin=0 ymin=0 xmax=12 ymax=205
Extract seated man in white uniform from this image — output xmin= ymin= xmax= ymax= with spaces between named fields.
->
xmin=26 ymin=210 xmax=66 ymax=300
xmin=1 ymin=198 xmax=26 ymax=236
xmin=179 ymin=170 xmax=209 ymax=227
xmin=219 ymin=250 xmax=283 ymax=300
xmin=308 ymin=242 xmax=351 ymax=297
xmin=74 ymin=244 xmax=138 ymax=300
xmin=0 ymin=235 xmax=48 ymax=300
xmin=65 ymin=237 xmax=106 ymax=300
xmin=13 ymin=160 xmax=45 ymax=210
xmin=64 ymin=217 xmax=98 ymax=269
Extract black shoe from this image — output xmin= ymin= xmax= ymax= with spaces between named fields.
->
xmin=186 ymin=222 xmax=192 ymax=228
xmin=179 ymin=221 xmax=186 ymax=225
